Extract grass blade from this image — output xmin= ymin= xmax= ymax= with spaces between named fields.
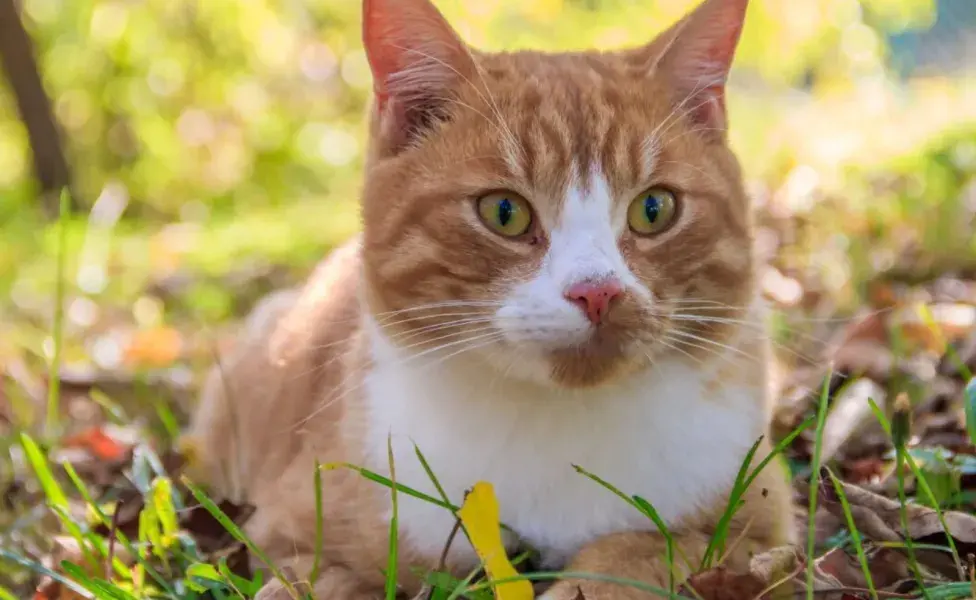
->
xmin=965 ymin=377 xmax=975 ymax=446
xmin=19 ymin=432 xmax=100 ymax=571
xmin=806 ymin=369 xmax=831 ymax=600
xmin=46 ymin=187 xmax=70 ymax=436
xmin=0 ymin=548 xmax=94 ymax=599
xmin=633 ymin=496 xmax=676 ymax=594
xmin=386 ymin=435 xmax=399 ymax=600
xmin=20 ymin=432 xmax=68 ymax=508
xmin=182 ymin=476 xmax=300 ymax=599
xmin=701 ymin=435 xmax=762 ymax=569
xmin=324 ymin=462 xmax=457 ymax=511
xmin=824 ymin=468 xmax=878 ymax=600
xmin=62 ymin=462 xmax=176 ymax=596
xmin=573 ymin=464 xmax=683 ymax=589
xmin=867 ymin=398 xmax=891 ymax=437
xmin=702 ymin=414 xmax=815 ymax=570
xmin=444 ymin=563 xmax=490 ymax=600
xmin=868 ymin=395 xmax=963 ymax=577
xmin=414 ymin=442 xmax=451 ymax=506
xmin=311 ymin=460 xmax=325 ymax=583
xmin=891 ymin=395 xmax=932 ymax=600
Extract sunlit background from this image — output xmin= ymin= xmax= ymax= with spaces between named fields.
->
xmin=1 ymin=0 xmax=975 ymax=422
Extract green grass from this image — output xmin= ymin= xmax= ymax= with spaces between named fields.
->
xmin=311 ymin=460 xmax=325 ymax=585
xmin=825 ymin=467 xmax=878 ymax=600
xmin=6 ymin=366 xmax=973 ymax=599
xmin=183 ymin=477 xmax=301 ymax=598
xmin=701 ymin=414 xmax=815 ymax=570
xmin=965 ymin=378 xmax=976 ymax=447
xmin=45 ymin=188 xmax=70 ymax=438
xmin=386 ymin=435 xmax=399 ymax=600
xmin=805 ymin=369 xmax=831 ymax=600
xmin=573 ymin=464 xmax=679 ymax=592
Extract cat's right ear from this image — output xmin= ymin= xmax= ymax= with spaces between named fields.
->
xmin=363 ymin=0 xmax=474 ymax=154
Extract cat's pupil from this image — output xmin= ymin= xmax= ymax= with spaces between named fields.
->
xmin=498 ymin=198 xmax=513 ymax=226
xmin=644 ymin=195 xmax=661 ymax=223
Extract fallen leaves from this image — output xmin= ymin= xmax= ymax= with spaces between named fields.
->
xmin=60 ymin=427 xmax=130 ymax=462
xmin=681 ymin=546 xmax=798 ymax=600
xmin=122 ymin=327 xmax=183 ymax=368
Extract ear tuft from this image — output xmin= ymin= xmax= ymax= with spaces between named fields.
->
xmin=647 ymin=0 xmax=749 ymax=135
xmin=363 ymin=0 xmax=474 ymax=153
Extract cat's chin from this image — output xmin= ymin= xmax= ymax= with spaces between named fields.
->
xmin=486 ymin=335 xmax=649 ymax=389
xmin=546 ymin=351 xmax=645 ymax=388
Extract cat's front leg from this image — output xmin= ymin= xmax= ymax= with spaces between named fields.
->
xmin=253 ymin=557 xmax=383 ymax=600
xmin=538 ymin=530 xmax=719 ymax=600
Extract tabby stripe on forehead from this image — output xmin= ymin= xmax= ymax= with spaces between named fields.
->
xmin=568 ymin=90 xmax=596 ymax=180
xmin=535 ymin=118 xmax=572 ymax=190
xmin=599 ymin=120 xmax=639 ymax=190
xmin=639 ymin=136 xmax=661 ymax=182
xmin=515 ymin=116 xmax=538 ymax=188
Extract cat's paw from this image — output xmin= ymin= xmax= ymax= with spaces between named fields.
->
xmin=254 ymin=578 xmax=310 ymax=600
xmin=540 ymin=579 xmax=661 ymax=600
xmin=538 ymin=581 xmax=585 ymax=600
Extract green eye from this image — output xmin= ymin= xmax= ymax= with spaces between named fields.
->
xmin=477 ymin=191 xmax=533 ymax=237
xmin=627 ymin=187 xmax=678 ymax=235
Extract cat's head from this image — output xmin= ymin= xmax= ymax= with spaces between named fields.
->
xmin=359 ymin=0 xmax=756 ymax=388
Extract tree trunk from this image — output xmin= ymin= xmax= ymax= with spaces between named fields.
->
xmin=0 ymin=0 xmax=76 ymax=216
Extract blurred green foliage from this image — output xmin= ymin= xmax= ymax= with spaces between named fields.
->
xmin=0 ymin=0 xmax=946 ymax=216
xmin=0 ymin=0 xmax=974 ymax=331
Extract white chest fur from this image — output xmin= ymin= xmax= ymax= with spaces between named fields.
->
xmin=360 ymin=326 xmax=766 ymax=569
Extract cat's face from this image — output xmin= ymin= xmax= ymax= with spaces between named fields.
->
xmin=360 ymin=0 xmax=755 ymax=387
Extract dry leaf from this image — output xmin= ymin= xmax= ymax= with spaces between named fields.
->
xmin=457 ymin=482 xmax=534 ymax=600
xmin=61 ymin=427 xmax=130 ymax=462
xmin=680 ymin=546 xmax=799 ymax=600
xmin=123 ymin=327 xmax=183 ymax=368
xmin=821 ymin=477 xmax=976 ymax=578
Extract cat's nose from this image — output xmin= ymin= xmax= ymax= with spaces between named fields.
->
xmin=564 ymin=278 xmax=623 ymax=325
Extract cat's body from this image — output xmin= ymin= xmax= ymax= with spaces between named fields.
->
xmin=187 ymin=0 xmax=796 ymax=597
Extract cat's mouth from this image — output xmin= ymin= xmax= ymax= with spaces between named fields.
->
xmin=540 ymin=326 xmax=648 ymax=387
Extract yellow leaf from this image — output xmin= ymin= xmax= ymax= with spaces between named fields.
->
xmin=456 ymin=482 xmax=534 ymax=600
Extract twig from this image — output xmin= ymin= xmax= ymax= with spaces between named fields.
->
xmin=105 ymin=498 xmax=123 ymax=580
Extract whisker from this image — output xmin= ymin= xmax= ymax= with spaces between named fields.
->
xmin=667 ymin=315 xmax=822 ymax=367
xmin=294 ymin=329 xmax=506 ymax=428
xmin=666 ymin=328 xmax=759 ymax=362
xmin=301 ymin=312 xmax=495 ymax=353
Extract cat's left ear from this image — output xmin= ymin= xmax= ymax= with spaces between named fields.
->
xmin=641 ymin=0 xmax=748 ymax=135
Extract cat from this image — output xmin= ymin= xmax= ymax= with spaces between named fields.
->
xmin=185 ymin=0 xmax=797 ymax=598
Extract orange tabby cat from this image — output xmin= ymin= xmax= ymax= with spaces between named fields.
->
xmin=186 ymin=0 xmax=796 ymax=597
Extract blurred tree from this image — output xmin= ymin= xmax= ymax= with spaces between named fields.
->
xmin=0 ymin=0 xmax=73 ymax=216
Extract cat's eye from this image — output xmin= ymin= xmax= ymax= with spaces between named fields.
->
xmin=477 ymin=191 xmax=533 ymax=237
xmin=627 ymin=187 xmax=678 ymax=235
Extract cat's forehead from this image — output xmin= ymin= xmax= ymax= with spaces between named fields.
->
xmin=441 ymin=51 xmax=706 ymax=204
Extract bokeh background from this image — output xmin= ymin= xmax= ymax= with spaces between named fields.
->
xmin=2 ymin=0 xmax=976 ymax=594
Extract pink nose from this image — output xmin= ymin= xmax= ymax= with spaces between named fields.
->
xmin=564 ymin=278 xmax=623 ymax=325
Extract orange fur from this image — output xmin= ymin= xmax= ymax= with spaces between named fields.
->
xmin=187 ymin=0 xmax=796 ymax=598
